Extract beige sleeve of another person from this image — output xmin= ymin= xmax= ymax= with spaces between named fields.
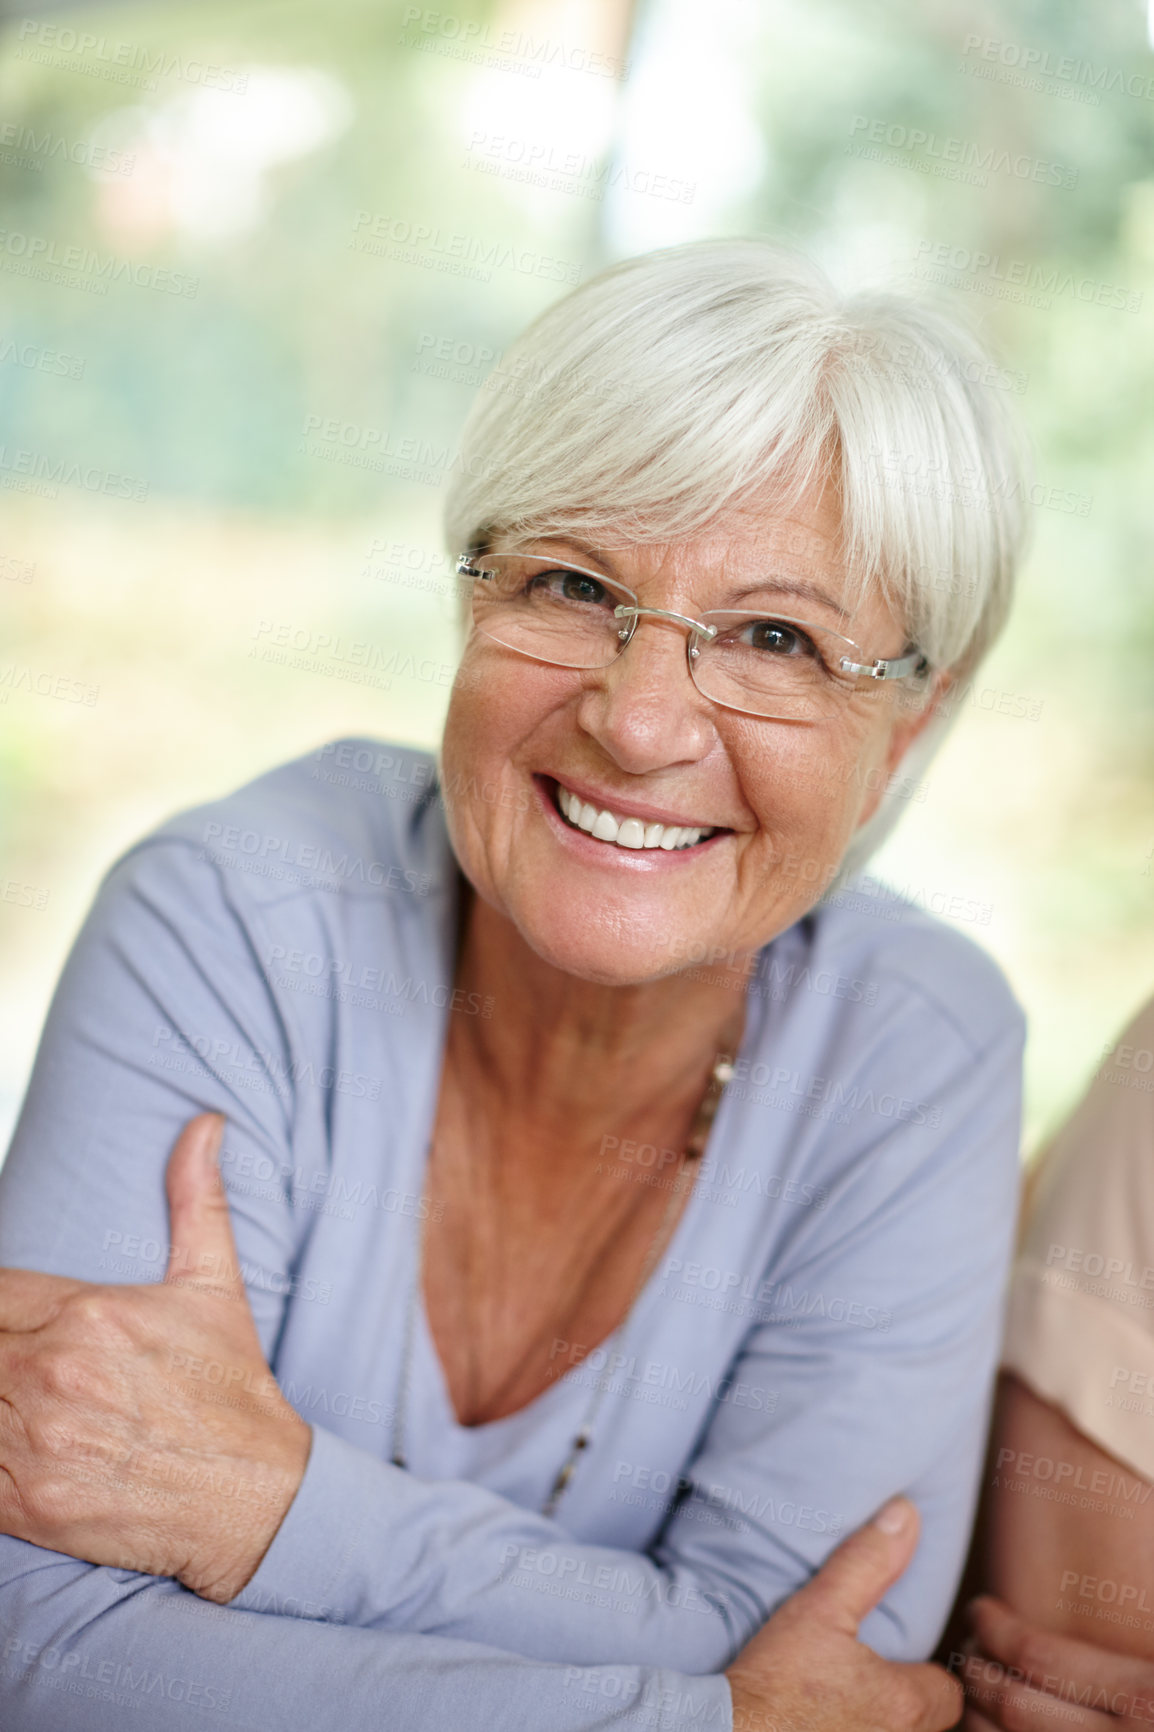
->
xmin=1002 ymin=995 xmax=1154 ymax=1482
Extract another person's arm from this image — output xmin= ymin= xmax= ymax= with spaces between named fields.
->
xmin=954 ymin=998 xmax=1154 ymax=1728
xmin=959 ymin=1374 xmax=1154 ymax=1729
xmin=977 ymin=1373 xmax=1154 ymax=1654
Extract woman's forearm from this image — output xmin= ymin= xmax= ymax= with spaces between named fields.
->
xmin=232 ymin=1422 xmax=747 ymax=1672
xmin=0 ymin=1536 xmax=731 ymax=1732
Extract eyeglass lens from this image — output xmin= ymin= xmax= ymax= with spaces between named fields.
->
xmin=468 ymin=554 xmax=879 ymax=722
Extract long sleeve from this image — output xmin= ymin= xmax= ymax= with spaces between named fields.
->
xmin=0 ymin=745 xmax=1023 ymax=1713
xmin=0 ymin=829 xmax=733 ymax=1731
xmin=230 ymin=987 xmax=1024 ymax=1669
xmin=0 ymin=1541 xmax=730 ymax=1731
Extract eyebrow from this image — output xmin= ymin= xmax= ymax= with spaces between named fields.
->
xmin=722 ymin=577 xmax=850 ymax=621
xmin=530 ymin=537 xmax=851 ymax=623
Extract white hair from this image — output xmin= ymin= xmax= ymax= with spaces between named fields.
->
xmin=442 ymin=237 xmax=1033 ymax=876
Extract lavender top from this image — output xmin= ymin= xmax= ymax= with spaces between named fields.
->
xmin=0 ymin=738 xmax=1023 ymax=1731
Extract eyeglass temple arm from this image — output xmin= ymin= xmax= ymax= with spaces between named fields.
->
xmin=839 ymin=650 xmax=928 ymax=680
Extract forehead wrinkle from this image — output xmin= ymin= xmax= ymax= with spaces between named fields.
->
xmin=716 ymin=576 xmax=851 ymax=623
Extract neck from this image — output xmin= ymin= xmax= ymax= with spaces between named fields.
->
xmin=449 ymin=877 xmax=751 ymax=1157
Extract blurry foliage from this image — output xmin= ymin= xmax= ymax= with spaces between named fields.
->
xmin=0 ymin=0 xmax=1152 ymax=1148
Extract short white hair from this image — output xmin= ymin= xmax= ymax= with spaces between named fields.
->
xmin=442 ymin=237 xmax=1032 ymax=875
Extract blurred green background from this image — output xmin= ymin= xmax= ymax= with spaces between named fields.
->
xmin=1 ymin=0 xmax=1152 ymax=1157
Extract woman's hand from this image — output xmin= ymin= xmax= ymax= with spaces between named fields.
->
xmin=0 ymin=1112 xmax=311 ymax=1603
xmin=725 ymin=1497 xmax=962 ymax=1732
xmin=958 ymin=1596 xmax=1154 ymax=1729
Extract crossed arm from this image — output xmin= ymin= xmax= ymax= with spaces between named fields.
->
xmin=0 ymin=1110 xmax=966 ymax=1732
xmin=0 ymin=839 xmax=1018 ymax=1729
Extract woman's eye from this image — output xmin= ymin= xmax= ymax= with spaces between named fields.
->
xmin=743 ymin=620 xmax=816 ymax=657
xmin=532 ymin=568 xmax=612 ymax=607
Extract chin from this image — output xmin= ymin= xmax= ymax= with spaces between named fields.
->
xmin=509 ymin=900 xmax=695 ymax=988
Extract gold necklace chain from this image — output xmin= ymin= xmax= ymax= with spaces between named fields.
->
xmin=390 ymin=1039 xmax=739 ymax=1517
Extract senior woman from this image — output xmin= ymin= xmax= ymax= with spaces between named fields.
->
xmin=0 ymin=239 xmax=1027 ymax=1731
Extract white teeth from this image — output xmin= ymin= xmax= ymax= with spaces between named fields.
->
xmin=554 ymin=782 xmax=714 ymax=852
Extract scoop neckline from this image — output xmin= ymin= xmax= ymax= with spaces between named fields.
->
xmin=404 ymin=857 xmax=764 ymax=1437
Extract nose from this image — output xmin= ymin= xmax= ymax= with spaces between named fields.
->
xmin=574 ymin=610 xmax=716 ymax=774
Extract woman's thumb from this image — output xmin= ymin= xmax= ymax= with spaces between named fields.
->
xmin=164 ymin=1112 xmax=244 ymax=1299
xmin=791 ymin=1497 xmax=920 ymax=1637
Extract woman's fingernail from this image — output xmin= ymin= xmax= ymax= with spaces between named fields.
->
xmin=198 ymin=1113 xmax=224 ymax=1169
xmin=874 ymin=1496 xmax=911 ymax=1534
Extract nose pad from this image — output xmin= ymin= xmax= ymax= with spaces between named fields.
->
xmin=605 ymin=612 xmax=706 ymax=699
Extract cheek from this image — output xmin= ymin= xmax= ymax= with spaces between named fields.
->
xmin=733 ymin=712 xmax=883 ymax=864
xmin=438 ymin=653 xmax=567 ymax=879
xmin=442 ymin=651 xmax=523 ymax=787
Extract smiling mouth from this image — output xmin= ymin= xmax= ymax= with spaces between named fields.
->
xmin=551 ymin=778 xmax=720 ymax=852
